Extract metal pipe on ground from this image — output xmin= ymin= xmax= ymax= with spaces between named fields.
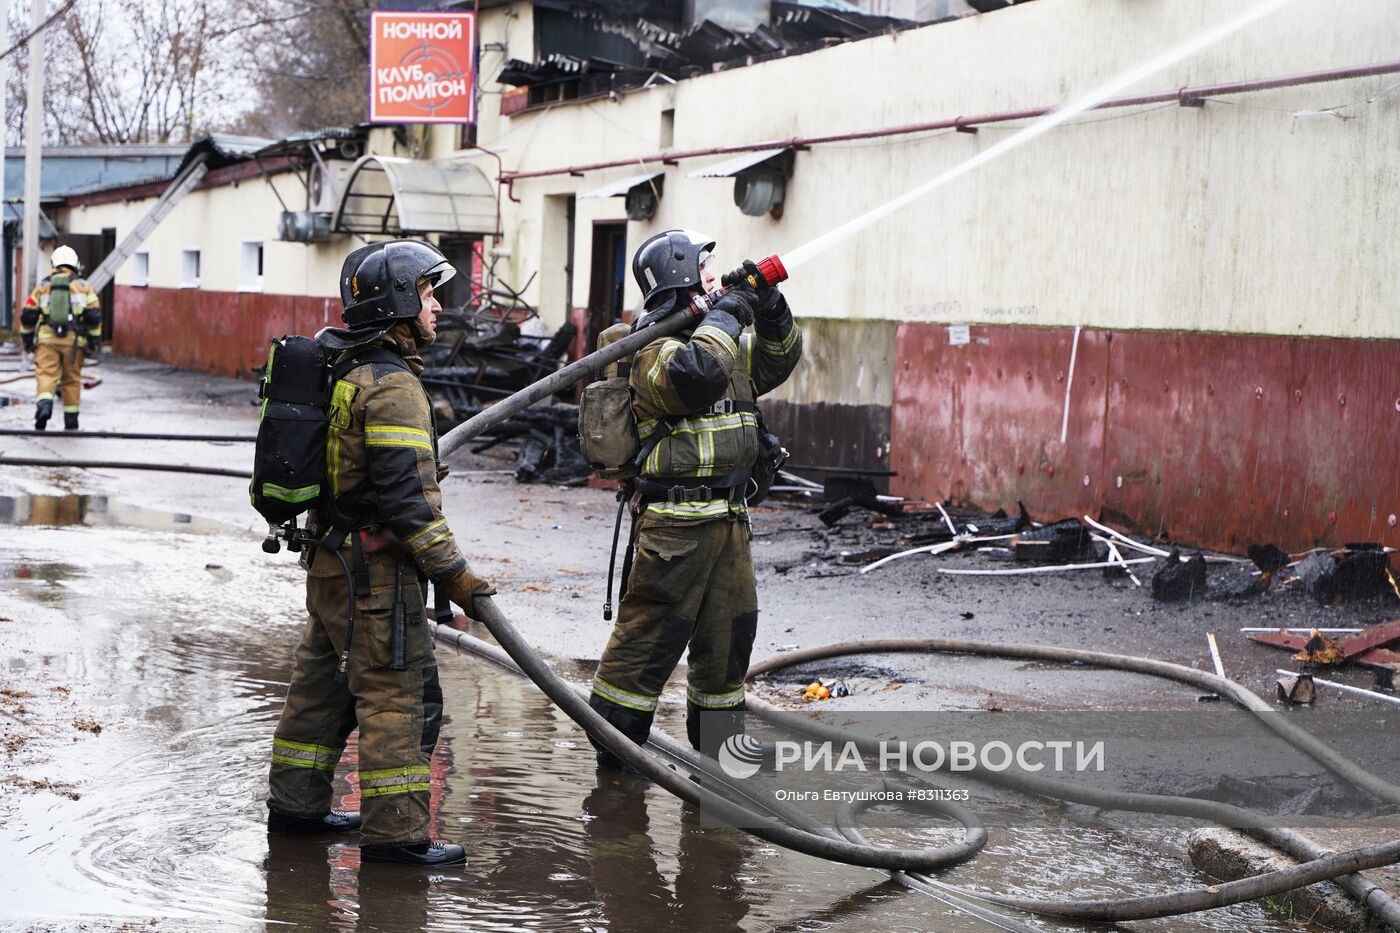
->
xmin=0 ymin=456 xmax=250 ymax=478
xmin=0 ymin=429 xmax=256 ymax=442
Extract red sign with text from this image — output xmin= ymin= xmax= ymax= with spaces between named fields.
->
xmin=369 ymin=10 xmax=476 ymax=124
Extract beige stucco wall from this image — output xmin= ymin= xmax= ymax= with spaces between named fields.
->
xmin=63 ymin=171 xmax=346 ymax=297
xmin=486 ymin=0 xmax=1400 ymax=340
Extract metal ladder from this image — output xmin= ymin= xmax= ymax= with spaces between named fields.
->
xmin=86 ymin=154 xmax=211 ymax=293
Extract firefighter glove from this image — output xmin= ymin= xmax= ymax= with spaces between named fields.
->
xmin=743 ymin=259 xmax=784 ymax=319
xmin=711 ymin=288 xmax=756 ymax=328
xmin=442 ymin=565 xmax=497 ymax=607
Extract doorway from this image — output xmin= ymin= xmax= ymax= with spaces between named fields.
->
xmin=586 ymin=222 xmax=627 ymax=351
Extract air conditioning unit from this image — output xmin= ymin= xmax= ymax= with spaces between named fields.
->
xmin=734 ymin=170 xmax=785 ymax=217
xmin=278 ymin=210 xmax=337 ymax=243
xmin=309 ymin=160 xmax=356 ymax=214
xmin=624 ymin=176 xmax=663 ymax=221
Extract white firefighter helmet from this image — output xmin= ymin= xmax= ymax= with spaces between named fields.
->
xmin=50 ymin=245 xmax=81 ymax=273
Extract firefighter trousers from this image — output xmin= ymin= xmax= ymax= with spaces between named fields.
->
xmin=589 ymin=515 xmax=759 ymax=763
xmin=34 ymin=338 xmax=84 ymax=413
xmin=268 ymin=551 xmax=443 ymax=845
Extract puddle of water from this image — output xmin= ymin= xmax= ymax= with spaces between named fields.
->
xmin=0 ymin=493 xmax=233 ymax=534
xmin=0 ymin=522 xmax=1313 ymax=932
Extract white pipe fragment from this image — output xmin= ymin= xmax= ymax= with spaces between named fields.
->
xmin=1096 ymin=535 xmax=1141 ymax=587
xmin=1274 ymin=670 xmax=1400 ymax=708
xmin=935 ymin=501 xmax=958 ymax=538
xmin=1207 ymin=633 xmax=1226 ymax=680
xmin=1082 ymin=514 xmax=1243 ymax=563
xmin=1082 ymin=515 xmax=1171 ymax=556
xmin=858 ymin=533 xmax=1019 ymax=575
xmin=938 ymin=557 xmax=1155 ymax=576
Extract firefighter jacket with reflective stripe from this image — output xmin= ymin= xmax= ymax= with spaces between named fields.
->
xmin=308 ymin=327 xmax=467 ymax=584
xmin=630 ymin=295 xmax=802 ymax=524
xmin=20 ymin=274 xmax=102 ymax=346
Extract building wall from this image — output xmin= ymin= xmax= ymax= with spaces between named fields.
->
xmin=481 ymin=0 xmax=1400 ymax=551
xmin=46 ymin=0 xmax=1400 ymax=552
xmin=61 ymin=168 xmax=352 ymax=370
xmin=492 ymin=0 xmax=1400 ymax=342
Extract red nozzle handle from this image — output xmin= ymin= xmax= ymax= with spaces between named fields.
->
xmin=720 ymin=254 xmax=788 ymax=290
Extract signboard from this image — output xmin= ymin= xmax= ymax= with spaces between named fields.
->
xmin=369 ymin=10 xmax=476 ymax=125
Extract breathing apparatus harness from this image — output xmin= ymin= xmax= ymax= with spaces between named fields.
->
xmin=584 ymin=256 xmax=790 ymax=620
xmin=252 ymin=239 xmax=458 ymax=679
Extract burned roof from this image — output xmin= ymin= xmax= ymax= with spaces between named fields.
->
xmin=493 ymin=0 xmax=909 ymax=93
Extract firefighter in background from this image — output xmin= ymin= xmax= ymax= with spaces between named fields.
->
xmin=588 ymin=230 xmax=803 ymax=769
xmin=20 ymin=244 xmax=102 ymax=431
xmin=266 ymin=239 xmax=495 ymax=867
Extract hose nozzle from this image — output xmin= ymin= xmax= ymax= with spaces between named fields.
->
xmin=720 ymin=254 xmax=788 ymax=290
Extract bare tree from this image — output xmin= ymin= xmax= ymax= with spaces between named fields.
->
xmin=229 ymin=0 xmax=372 ymax=138
xmin=6 ymin=0 xmax=246 ymax=145
xmin=3 ymin=0 xmax=376 ymax=147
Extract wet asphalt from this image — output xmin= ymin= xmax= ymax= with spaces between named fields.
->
xmin=0 ymin=351 xmax=1394 ymax=931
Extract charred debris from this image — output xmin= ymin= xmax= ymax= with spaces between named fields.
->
xmin=776 ymin=475 xmax=1399 ymax=609
xmin=422 ymin=302 xmax=592 ymax=485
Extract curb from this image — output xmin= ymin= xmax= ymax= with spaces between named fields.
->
xmin=1188 ymin=828 xmax=1384 ymax=932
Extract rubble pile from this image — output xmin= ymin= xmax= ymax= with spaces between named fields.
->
xmin=423 ymin=311 xmax=592 ymax=485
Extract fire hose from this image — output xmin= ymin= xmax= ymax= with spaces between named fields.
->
xmin=438 ymin=606 xmax=1400 ymax=928
xmin=2 ymin=263 xmax=1394 ymax=924
xmin=423 ymin=257 xmax=1400 ymax=927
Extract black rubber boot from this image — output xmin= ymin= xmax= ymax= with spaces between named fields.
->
xmin=587 ymin=692 xmax=654 ymax=775
xmin=63 ymin=411 xmax=79 ymax=431
xmin=267 ymin=808 xmax=362 ymax=835
xmin=34 ymin=399 xmax=52 ymax=431
xmin=360 ymin=841 xmax=466 ymax=866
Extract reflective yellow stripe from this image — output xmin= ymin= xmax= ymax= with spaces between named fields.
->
xmin=686 ymin=685 xmax=747 ymax=709
xmin=402 ymin=518 xmax=445 ymax=547
xmin=272 ymin=738 xmax=340 ymax=771
xmin=643 ymin=500 xmax=742 ymax=519
xmin=591 ymin=676 xmax=660 ymax=712
xmin=361 ymin=765 xmax=430 ymax=781
xmin=365 ymin=436 xmax=433 ymax=451
xmin=362 ymin=782 xmax=431 ymax=798
xmin=404 ymin=519 xmax=452 ymax=554
xmin=365 ymin=425 xmax=432 ymax=451
xmin=759 ymin=327 xmax=799 ymax=356
xmin=359 ymin=764 xmax=431 ymax=798
xmin=694 ymin=323 xmax=739 ymax=362
xmin=646 ymin=347 xmax=675 ymax=411
xmin=365 ymin=425 xmax=430 ymax=440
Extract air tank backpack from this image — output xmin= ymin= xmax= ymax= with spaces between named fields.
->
xmin=44 ymin=274 xmax=73 ymax=335
xmin=250 ymin=335 xmax=408 ymax=552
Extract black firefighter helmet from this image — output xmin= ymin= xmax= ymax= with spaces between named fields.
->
xmin=339 ymin=239 xmax=456 ymax=328
xmin=631 ymin=229 xmax=715 ymax=312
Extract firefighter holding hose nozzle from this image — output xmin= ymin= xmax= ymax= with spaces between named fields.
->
xmin=585 ymin=229 xmax=802 ymax=772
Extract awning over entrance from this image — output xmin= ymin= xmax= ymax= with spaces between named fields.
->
xmin=334 ymin=156 xmax=498 ymax=235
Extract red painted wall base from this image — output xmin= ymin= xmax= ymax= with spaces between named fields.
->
xmin=891 ymin=323 xmax=1400 ymax=553
xmin=113 ymin=286 xmax=343 ymax=379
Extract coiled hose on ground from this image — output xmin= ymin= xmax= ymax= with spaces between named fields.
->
xmin=439 ymin=601 xmax=1400 ymax=929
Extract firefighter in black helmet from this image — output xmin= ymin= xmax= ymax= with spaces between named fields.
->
xmin=588 ymin=229 xmax=803 ymax=769
xmin=266 ymin=238 xmax=495 ymax=867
